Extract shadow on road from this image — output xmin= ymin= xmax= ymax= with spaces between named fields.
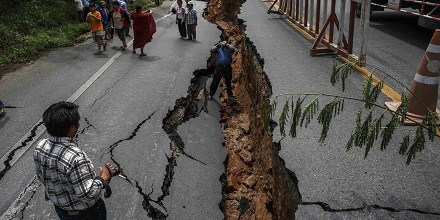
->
xmin=138 ymin=55 xmax=161 ymax=62
xmin=367 ymin=11 xmax=434 ymax=50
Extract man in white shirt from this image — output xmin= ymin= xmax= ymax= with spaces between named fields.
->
xmin=75 ymin=0 xmax=84 ymax=22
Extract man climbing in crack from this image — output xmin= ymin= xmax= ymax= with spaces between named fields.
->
xmin=208 ymin=39 xmax=237 ymax=101
xmin=34 ymin=101 xmax=117 ymax=220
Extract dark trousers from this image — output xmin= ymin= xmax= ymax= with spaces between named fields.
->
xmin=210 ymin=64 xmax=233 ymax=97
xmin=186 ymin=23 xmax=196 ymax=40
xmin=177 ymin=19 xmax=186 ymax=37
xmin=54 ymin=198 xmax=106 ymax=220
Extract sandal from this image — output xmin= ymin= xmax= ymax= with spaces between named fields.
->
xmin=140 ymin=53 xmax=147 ymax=56
xmin=94 ymin=51 xmax=102 ymax=55
xmin=121 ymin=46 xmax=127 ymax=51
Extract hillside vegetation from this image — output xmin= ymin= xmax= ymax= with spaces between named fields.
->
xmin=0 ymin=0 xmax=89 ymax=66
xmin=0 ymin=0 xmax=159 ymax=66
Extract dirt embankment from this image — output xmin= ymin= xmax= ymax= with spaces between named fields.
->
xmin=204 ymin=0 xmax=300 ymax=219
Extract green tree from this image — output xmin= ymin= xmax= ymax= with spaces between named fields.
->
xmin=267 ymin=61 xmax=439 ymax=165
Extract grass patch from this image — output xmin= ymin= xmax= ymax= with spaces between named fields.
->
xmin=0 ymin=0 xmax=163 ymax=66
xmin=0 ymin=1 xmax=89 ymax=66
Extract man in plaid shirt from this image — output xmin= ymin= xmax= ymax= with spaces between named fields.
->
xmin=184 ymin=1 xmax=197 ymax=40
xmin=34 ymin=101 xmax=116 ymax=219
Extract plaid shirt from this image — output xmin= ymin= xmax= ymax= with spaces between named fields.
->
xmin=34 ymin=136 xmax=104 ymax=211
xmin=185 ymin=8 xmax=197 ymax=24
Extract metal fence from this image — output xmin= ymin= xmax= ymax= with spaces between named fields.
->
xmin=268 ymin=0 xmax=371 ymax=66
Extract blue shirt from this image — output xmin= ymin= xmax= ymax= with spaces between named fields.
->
xmin=81 ymin=0 xmax=89 ymax=8
xmin=212 ymin=45 xmax=236 ymax=65
xmin=97 ymin=7 xmax=108 ymax=23
xmin=119 ymin=0 xmax=127 ymax=10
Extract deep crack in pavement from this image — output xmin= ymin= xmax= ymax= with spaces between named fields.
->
xmin=156 ymin=62 xmax=215 ymax=215
xmin=2 ymin=176 xmax=40 ymax=220
xmin=99 ymin=109 xmax=169 ymax=218
xmin=157 ymin=131 xmax=207 ymax=207
xmin=0 ymin=122 xmax=44 ymax=181
xmin=204 ymin=1 xmax=300 ymax=218
xmin=102 ymin=110 xmax=158 ymax=170
xmin=16 ymin=178 xmax=38 ymax=220
xmin=134 ymin=180 xmax=168 ymax=220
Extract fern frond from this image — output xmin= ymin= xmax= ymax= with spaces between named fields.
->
xmin=317 ymin=99 xmax=344 ymax=142
xmin=330 ymin=62 xmax=354 ymax=91
xmin=330 ymin=61 xmax=338 ymax=86
xmin=406 ymin=126 xmax=425 ymax=165
xmin=300 ymin=96 xmax=320 ymax=128
xmin=346 ymin=133 xmax=355 ymax=151
xmin=289 ymin=97 xmax=302 ymax=138
xmin=380 ymin=118 xmax=398 ymax=151
xmin=422 ymin=110 xmax=438 ymax=141
xmin=397 ymin=93 xmax=408 ymax=124
xmin=362 ymin=74 xmax=373 ymax=105
xmin=364 ymin=113 xmax=384 ymax=158
xmin=361 ymin=74 xmax=384 ymax=109
xmin=357 ymin=111 xmax=373 ymax=148
xmin=353 ymin=109 xmax=363 ymax=147
xmin=399 ymin=135 xmax=410 ymax=155
xmin=370 ymin=81 xmax=384 ymax=105
xmin=279 ymin=100 xmax=290 ymax=137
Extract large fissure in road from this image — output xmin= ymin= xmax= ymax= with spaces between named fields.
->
xmin=204 ymin=0 xmax=300 ymax=218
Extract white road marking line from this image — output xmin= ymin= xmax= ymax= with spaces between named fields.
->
xmin=0 ymin=11 xmax=171 ymax=173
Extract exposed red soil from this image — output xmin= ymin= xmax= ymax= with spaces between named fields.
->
xmin=205 ymin=0 xmax=299 ymax=219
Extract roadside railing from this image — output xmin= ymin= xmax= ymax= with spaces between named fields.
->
xmin=267 ymin=0 xmax=371 ymax=67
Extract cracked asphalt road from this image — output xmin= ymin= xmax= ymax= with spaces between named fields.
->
xmin=1 ymin=0 xmax=440 ymax=219
xmin=240 ymin=0 xmax=440 ymax=219
xmin=0 ymin=1 xmax=225 ymax=219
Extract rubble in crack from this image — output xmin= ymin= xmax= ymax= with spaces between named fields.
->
xmin=205 ymin=0 xmax=300 ymax=219
xmin=1 ymin=177 xmax=40 ymax=220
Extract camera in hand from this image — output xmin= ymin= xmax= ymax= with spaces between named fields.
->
xmin=112 ymin=166 xmax=121 ymax=176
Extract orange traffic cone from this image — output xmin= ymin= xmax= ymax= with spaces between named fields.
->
xmin=385 ymin=29 xmax=440 ymax=125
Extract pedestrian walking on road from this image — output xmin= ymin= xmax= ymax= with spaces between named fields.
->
xmin=81 ymin=0 xmax=90 ymax=22
xmin=117 ymin=0 xmax=131 ymax=37
xmin=109 ymin=1 xmax=131 ymax=51
xmin=175 ymin=0 xmax=186 ymax=39
xmin=87 ymin=3 xmax=107 ymax=55
xmin=34 ymin=101 xmax=117 ymax=220
xmin=97 ymin=1 xmax=111 ymax=40
xmin=209 ymin=41 xmax=237 ymax=100
xmin=184 ymin=1 xmax=197 ymax=41
xmin=131 ymin=6 xmax=156 ymax=56
xmin=75 ymin=0 xmax=85 ymax=22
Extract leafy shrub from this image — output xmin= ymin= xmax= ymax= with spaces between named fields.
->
xmin=0 ymin=0 xmax=88 ymax=66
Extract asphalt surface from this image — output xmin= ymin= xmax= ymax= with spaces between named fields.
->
xmin=1 ymin=1 xmax=225 ymax=219
xmin=240 ymin=0 xmax=440 ymax=219
xmin=1 ymin=0 xmax=440 ymax=219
